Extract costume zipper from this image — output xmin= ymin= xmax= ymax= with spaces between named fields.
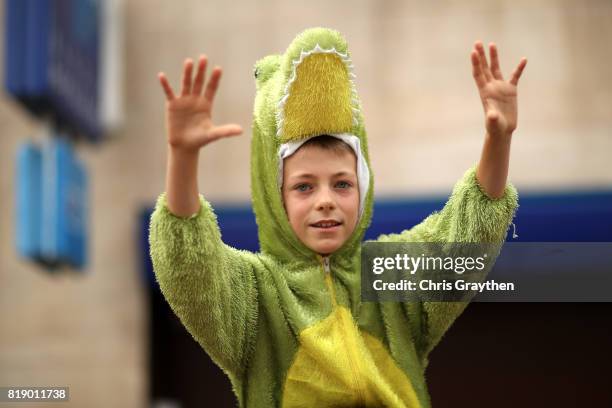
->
xmin=323 ymin=256 xmax=331 ymax=273
xmin=319 ymin=255 xmax=366 ymax=405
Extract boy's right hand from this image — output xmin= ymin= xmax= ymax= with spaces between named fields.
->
xmin=158 ymin=55 xmax=243 ymax=152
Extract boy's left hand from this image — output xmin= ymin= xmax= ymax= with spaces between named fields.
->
xmin=471 ymin=41 xmax=527 ymax=140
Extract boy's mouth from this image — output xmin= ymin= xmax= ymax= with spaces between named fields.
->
xmin=310 ymin=220 xmax=342 ymax=229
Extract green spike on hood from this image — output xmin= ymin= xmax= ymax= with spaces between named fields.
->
xmin=251 ymin=27 xmax=374 ymax=263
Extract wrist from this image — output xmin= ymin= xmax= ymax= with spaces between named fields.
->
xmin=165 ymin=146 xmax=201 ymax=217
xmin=168 ymin=143 xmax=200 ymax=159
xmin=485 ymin=130 xmax=513 ymax=146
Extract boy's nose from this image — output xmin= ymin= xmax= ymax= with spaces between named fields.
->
xmin=316 ymin=190 xmax=336 ymax=211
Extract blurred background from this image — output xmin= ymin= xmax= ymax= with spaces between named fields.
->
xmin=1 ymin=0 xmax=611 ymax=407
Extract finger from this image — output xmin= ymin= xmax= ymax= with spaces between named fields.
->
xmin=158 ymin=72 xmax=176 ymax=101
xmin=192 ymin=55 xmax=208 ymax=96
xmin=180 ymin=58 xmax=194 ymax=96
xmin=510 ymin=57 xmax=527 ymax=86
xmin=204 ymin=67 xmax=222 ymax=104
xmin=475 ymin=41 xmax=492 ymax=81
xmin=489 ymin=43 xmax=504 ymax=80
xmin=471 ymin=51 xmax=487 ymax=89
xmin=204 ymin=124 xmax=244 ymax=143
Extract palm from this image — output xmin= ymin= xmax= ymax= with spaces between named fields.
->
xmin=167 ymin=96 xmax=213 ymax=146
xmin=478 ymin=81 xmax=516 ymax=135
xmin=471 ymin=41 xmax=527 ymax=138
xmin=158 ymin=55 xmax=242 ymax=151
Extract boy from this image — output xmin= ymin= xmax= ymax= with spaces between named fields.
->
xmin=150 ymin=28 xmax=526 ymax=407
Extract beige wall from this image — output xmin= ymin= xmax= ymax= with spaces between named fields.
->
xmin=1 ymin=0 xmax=611 ymax=407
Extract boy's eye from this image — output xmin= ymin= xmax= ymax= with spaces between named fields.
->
xmin=335 ymin=181 xmax=352 ymax=189
xmin=295 ymin=183 xmax=312 ymax=192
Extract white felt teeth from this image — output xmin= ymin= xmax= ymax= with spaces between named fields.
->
xmin=276 ymin=43 xmax=361 ymax=137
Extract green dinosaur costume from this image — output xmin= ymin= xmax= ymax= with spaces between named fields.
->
xmin=149 ymin=27 xmax=518 ymax=407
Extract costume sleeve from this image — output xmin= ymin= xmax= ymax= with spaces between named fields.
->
xmin=149 ymin=192 xmax=258 ymax=380
xmin=374 ymin=164 xmax=518 ymax=364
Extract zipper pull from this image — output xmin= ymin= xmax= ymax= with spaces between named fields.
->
xmin=323 ymin=257 xmax=331 ymax=274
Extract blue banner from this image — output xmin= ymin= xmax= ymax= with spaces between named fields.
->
xmin=4 ymin=0 xmax=102 ymax=140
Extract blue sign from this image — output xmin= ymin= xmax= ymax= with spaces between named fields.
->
xmin=15 ymin=137 xmax=89 ymax=269
xmin=4 ymin=0 xmax=102 ymax=140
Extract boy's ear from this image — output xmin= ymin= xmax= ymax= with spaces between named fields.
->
xmin=254 ymin=54 xmax=281 ymax=89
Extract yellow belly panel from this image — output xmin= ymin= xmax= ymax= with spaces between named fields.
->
xmin=282 ymin=304 xmax=421 ymax=408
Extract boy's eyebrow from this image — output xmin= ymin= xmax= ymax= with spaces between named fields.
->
xmin=289 ymin=171 xmax=356 ymax=180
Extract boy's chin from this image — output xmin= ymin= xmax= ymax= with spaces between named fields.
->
xmin=308 ymin=240 xmax=344 ymax=257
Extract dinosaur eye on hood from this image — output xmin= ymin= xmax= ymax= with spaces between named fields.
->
xmin=254 ymin=54 xmax=281 ymax=90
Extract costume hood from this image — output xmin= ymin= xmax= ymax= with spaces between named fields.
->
xmin=250 ymin=27 xmax=374 ymax=264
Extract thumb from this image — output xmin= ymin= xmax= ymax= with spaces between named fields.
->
xmin=202 ymin=124 xmax=244 ymax=145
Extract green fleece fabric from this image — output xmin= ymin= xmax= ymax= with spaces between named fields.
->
xmin=149 ymin=27 xmax=518 ymax=407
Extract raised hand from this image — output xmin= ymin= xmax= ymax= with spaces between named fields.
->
xmin=158 ymin=55 xmax=243 ymax=152
xmin=471 ymin=41 xmax=527 ymax=139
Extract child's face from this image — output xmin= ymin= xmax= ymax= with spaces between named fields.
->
xmin=282 ymin=146 xmax=359 ymax=256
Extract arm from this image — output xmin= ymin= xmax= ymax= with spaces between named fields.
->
xmin=377 ymin=41 xmax=526 ymax=363
xmin=151 ymin=56 xmax=256 ymax=379
xmin=472 ymin=40 xmax=527 ymax=199
xmin=159 ymin=55 xmax=244 ymax=216
xmin=377 ymin=165 xmax=518 ymax=364
xmin=149 ymin=194 xmax=258 ymax=380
